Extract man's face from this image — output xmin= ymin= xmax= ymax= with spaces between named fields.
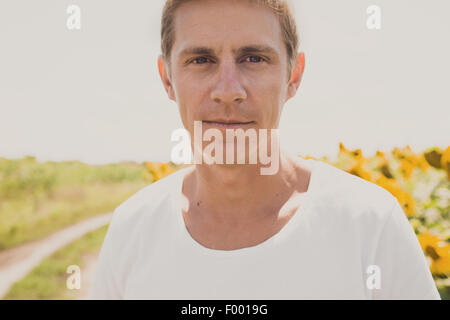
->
xmin=159 ymin=0 xmax=303 ymax=148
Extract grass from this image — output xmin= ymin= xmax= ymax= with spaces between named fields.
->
xmin=0 ymin=182 xmax=147 ymax=250
xmin=0 ymin=157 xmax=150 ymax=250
xmin=4 ymin=225 xmax=109 ymax=300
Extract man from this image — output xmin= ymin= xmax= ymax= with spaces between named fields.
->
xmin=90 ymin=0 xmax=440 ymax=299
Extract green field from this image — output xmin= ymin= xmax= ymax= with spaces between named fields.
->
xmin=0 ymin=157 xmax=149 ymax=250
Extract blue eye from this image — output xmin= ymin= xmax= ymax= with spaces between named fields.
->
xmin=191 ymin=57 xmax=210 ymax=65
xmin=245 ymin=55 xmax=265 ymax=63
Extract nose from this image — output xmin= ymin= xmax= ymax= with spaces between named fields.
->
xmin=210 ymin=59 xmax=247 ymax=104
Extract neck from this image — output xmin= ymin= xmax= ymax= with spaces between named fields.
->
xmin=190 ymin=150 xmax=299 ymax=222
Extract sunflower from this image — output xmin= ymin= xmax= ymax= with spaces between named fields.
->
xmin=417 ymin=154 xmax=431 ymax=172
xmin=144 ymin=162 xmax=176 ymax=182
xmin=375 ymin=176 xmax=415 ymax=217
xmin=348 ymin=163 xmax=372 ymax=182
xmin=379 ymin=162 xmax=394 ymax=179
xmin=392 ymin=145 xmax=413 ymax=160
xmin=375 ymin=150 xmax=386 ymax=159
xmin=375 ymin=176 xmax=402 ymax=196
xmin=418 ymin=232 xmax=450 ymax=275
xmin=431 ymin=246 xmax=450 ymax=275
xmin=395 ymin=190 xmax=415 ymax=217
xmin=299 ymin=154 xmax=319 ymax=161
xmin=441 ymin=146 xmax=450 ymax=180
xmin=339 ymin=142 xmax=350 ymax=154
xmin=424 ymin=147 xmax=443 ymax=169
xmin=418 ymin=232 xmax=442 ymax=251
xmin=399 ymin=159 xmax=415 ymax=180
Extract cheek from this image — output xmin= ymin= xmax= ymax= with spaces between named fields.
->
xmin=251 ymin=76 xmax=285 ymax=126
xmin=173 ymin=75 xmax=206 ymax=130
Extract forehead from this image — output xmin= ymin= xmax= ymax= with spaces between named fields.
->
xmin=171 ymin=0 xmax=285 ymax=58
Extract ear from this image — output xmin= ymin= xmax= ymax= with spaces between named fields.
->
xmin=286 ymin=52 xmax=305 ymax=101
xmin=158 ymin=55 xmax=176 ymax=101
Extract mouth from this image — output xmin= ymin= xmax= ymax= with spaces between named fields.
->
xmin=202 ymin=120 xmax=256 ymax=129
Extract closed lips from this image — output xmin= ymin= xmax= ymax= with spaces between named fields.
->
xmin=203 ymin=120 xmax=254 ymax=124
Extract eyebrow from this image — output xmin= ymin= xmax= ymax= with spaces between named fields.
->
xmin=178 ymin=44 xmax=279 ymax=58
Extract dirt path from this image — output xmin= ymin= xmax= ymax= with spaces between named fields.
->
xmin=0 ymin=212 xmax=113 ymax=299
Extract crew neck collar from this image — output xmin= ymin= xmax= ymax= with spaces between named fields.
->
xmin=171 ymin=158 xmax=320 ymax=257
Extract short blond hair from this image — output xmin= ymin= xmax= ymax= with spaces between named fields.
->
xmin=160 ymin=0 xmax=299 ymax=77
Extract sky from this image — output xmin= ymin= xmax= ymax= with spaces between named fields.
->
xmin=0 ymin=0 xmax=449 ymax=164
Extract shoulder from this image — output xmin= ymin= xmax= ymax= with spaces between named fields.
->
xmin=309 ymin=159 xmax=397 ymax=226
xmin=91 ymin=167 xmax=194 ymax=298
xmin=98 ymin=166 xmax=193 ymax=272
xmin=106 ymin=166 xmax=192 ymax=239
xmin=113 ymin=166 xmax=191 ymax=223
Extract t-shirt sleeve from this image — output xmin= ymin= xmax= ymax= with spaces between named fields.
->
xmin=371 ymin=198 xmax=441 ymax=300
xmin=89 ymin=211 xmax=123 ymax=300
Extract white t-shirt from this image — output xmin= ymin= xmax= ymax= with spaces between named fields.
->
xmin=90 ymin=159 xmax=441 ymax=300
